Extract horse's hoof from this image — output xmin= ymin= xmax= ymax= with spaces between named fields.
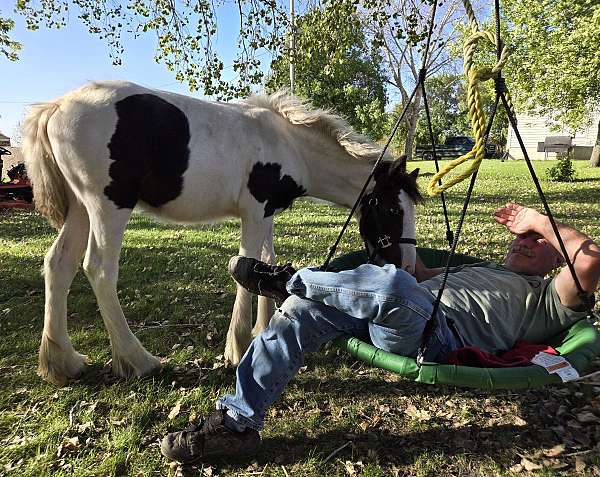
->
xmin=111 ymin=351 xmax=163 ymax=379
xmin=224 ymin=345 xmax=243 ymax=367
xmin=38 ymin=336 xmax=89 ymax=386
xmin=37 ymin=352 xmax=89 ymax=386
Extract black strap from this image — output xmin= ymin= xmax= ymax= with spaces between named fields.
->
xmin=420 ymin=69 xmax=453 ymax=248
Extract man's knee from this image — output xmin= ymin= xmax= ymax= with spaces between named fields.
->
xmin=261 ymin=295 xmax=305 ymax=338
xmin=277 ymin=294 xmax=310 ymax=317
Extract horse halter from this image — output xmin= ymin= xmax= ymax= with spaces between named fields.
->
xmin=361 ymin=193 xmax=417 ymax=265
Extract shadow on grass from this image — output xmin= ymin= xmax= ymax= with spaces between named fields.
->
xmin=258 ymin=423 xmax=531 ymax=465
xmin=571 ymin=177 xmax=600 ymax=183
xmin=170 ymin=422 xmax=540 ymax=473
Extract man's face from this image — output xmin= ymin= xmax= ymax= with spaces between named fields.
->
xmin=503 ymin=232 xmax=564 ymax=276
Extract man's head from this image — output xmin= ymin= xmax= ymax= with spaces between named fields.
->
xmin=503 ymin=232 xmax=564 ymax=276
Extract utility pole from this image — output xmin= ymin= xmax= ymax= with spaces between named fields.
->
xmin=289 ymin=0 xmax=295 ymax=93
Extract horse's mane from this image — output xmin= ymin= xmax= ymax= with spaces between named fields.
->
xmin=243 ymin=91 xmax=392 ymax=162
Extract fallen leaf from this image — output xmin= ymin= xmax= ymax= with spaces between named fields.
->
xmin=344 ymin=460 xmax=364 ymax=476
xmin=168 ymin=400 xmax=182 ymax=420
xmin=64 ymin=436 xmax=80 ymax=449
xmin=543 ymin=444 xmax=565 ymax=457
xmin=57 ymin=436 xmax=80 ymax=457
xmin=521 ymin=457 xmax=542 ymax=471
xmin=405 ymin=404 xmax=432 ymax=421
xmin=513 ymin=416 xmax=527 ymax=426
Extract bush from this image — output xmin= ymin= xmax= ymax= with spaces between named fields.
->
xmin=546 ymin=156 xmax=576 ymax=182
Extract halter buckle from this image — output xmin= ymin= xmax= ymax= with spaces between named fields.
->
xmin=378 ymin=235 xmax=392 ymax=249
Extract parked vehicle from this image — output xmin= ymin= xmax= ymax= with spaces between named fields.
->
xmin=416 ymin=136 xmax=498 ymax=160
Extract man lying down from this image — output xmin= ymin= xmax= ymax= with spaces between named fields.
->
xmin=160 ymin=202 xmax=600 ymax=465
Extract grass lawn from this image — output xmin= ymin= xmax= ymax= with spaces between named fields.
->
xmin=1 ymin=159 xmax=599 ymax=476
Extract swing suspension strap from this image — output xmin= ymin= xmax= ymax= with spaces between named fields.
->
xmin=321 ymin=1 xmax=441 ymax=271
xmin=417 ymin=0 xmax=596 ymax=364
xmin=420 ymin=68 xmax=454 ymax=248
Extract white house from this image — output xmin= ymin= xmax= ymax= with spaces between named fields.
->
xmin=506 ymin=111 xmax=600 ymax=160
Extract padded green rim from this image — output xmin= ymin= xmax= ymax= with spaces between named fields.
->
xmin=329 ymin=249 xmax=600 ymax=389
xmin=336 ymin=319 xmax=600 ymax=389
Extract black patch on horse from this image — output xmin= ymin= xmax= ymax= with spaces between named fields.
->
xmin=247 ymin=162 xmax=306 ymax=218
xmin=105 ymin=94 xmax=190 ymax=209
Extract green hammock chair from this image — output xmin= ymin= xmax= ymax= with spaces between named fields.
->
xmin=330 ymin=248 xmax=600 ymax=390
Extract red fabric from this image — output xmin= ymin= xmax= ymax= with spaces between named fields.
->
xmin=447 ymin=340 xmax=558 ymax=368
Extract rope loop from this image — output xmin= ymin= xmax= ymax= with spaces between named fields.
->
xmin=427 ymin=25 xmax=509 ymax=197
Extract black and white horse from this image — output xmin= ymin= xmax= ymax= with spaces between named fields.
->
xmin=22 ymin=80 xmax=420 ymax=385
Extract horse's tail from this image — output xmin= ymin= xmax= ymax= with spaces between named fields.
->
xmin=22 ymin=102 xmax=69 ymax=230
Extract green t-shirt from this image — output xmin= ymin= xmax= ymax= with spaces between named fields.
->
xmin=420 ymin=262 xmax=588 ymax=354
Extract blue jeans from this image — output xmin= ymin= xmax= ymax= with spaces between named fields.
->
xmin=217 ymin=264 xmax=460 ymax=431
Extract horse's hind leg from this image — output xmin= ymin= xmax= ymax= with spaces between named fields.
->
xmin=38 ymin=201 xmax=90 ymax=385
xmin=253 ymin=222 xmax=276 ymax=337
xmin=83 ymin=206 xmax=162 ymax=378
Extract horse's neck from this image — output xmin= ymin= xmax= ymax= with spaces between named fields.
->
xmin=298 ymin=140 xmax=376 ymax=207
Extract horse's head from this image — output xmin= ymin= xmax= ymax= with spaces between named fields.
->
xmin=359 ymin=156 xmax=422 ymax=273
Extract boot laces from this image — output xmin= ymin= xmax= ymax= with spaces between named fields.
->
xmin=253 ymin=262 xmax=293 ymax=278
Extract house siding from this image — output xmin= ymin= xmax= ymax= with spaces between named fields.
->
xmin=507 ymin=112 xmax=600 ymax=160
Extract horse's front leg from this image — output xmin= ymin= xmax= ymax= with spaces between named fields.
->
xmin=225 ymin=216 xmax=267 ymax=365
xmin=254 ymin=220 xmax=276 ymax=337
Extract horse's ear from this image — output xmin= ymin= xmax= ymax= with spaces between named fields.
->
xmin=373 ymin=161 xmax=391 ymax=182
xmin=409 ymin=168 xmax=420 ymax=179
xmin=397 ymin=155 xmax=407 ymax=172
xmin=388 ymin=156 xmax=408 ymax=179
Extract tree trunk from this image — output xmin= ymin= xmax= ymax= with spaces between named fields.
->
xmin=589 ymin=119 xmax=600 ymax=167
xmin=403 ymin=89 xmax=422 ymax=161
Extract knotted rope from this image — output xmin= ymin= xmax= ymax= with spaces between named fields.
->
xmin=426 ymin=24 xmax=513 ymax=196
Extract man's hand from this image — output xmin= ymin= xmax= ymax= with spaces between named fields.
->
xmin=493 ymin=202 xmax=543 ymax=236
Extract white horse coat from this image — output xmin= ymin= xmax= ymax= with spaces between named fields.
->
xmin=22 ymin=80 xmax=417 ymax=385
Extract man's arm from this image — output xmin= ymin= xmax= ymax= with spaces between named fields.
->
xmin=538 ymin=218 xmax=600 ymax=308
xmin=494 ymin=203 xmax=600 ymax=308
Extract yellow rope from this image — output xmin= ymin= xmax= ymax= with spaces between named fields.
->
xmin=427 ymin=26 xmax=511 ymax=196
